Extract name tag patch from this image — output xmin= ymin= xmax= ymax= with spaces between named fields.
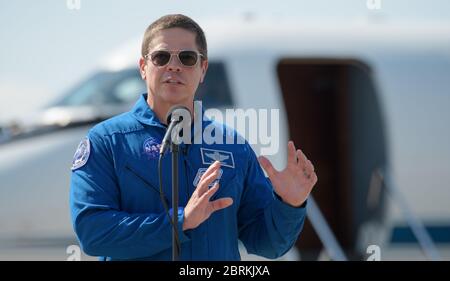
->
xmin=193 ymin=168 xmax=223 ymax=187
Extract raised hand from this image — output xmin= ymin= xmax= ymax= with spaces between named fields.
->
xmin=258 ymin=141 xmax=317 ymax=207
xmin=183 ymin=161 xmax=233 ymax=231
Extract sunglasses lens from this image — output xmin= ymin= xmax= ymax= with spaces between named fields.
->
xmin=151 ymin=51 xmax=171 ymax=66
xmin=179 ymin=51 xmax=198 ymax=66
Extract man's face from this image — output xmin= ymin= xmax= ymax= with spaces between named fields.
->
xmin=139 ymin=27 xmax=208 ymax=108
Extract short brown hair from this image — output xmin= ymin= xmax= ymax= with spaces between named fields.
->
xmin=141 ymin=14 xmax=207 ymax=59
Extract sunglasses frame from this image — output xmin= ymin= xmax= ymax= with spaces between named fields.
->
xmin=144 ymin=50 xmax=204 ymax=67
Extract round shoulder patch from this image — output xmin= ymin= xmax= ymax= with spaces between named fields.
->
xmin=71 ymin=137 xmax=91 ymax=170
xmin=143 ymin=137 xmax=161 ymax=159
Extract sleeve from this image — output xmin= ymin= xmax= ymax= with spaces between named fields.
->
xmin=69 ymin=130 xmax=190 ymax=259
xmin=237 ymin=144 xmax=307 ymax=259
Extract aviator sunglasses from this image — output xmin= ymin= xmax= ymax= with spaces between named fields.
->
xmin=145 ymin=50 xmax=204 ymax=67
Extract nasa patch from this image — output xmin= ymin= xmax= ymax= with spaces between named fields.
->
xmin=71 ymin=137 xmax=90 ymax=170
xmin=143 ymin=137 xmax=161 ymax=159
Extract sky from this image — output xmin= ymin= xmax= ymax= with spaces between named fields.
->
xmin=1 ymin=0 xmax=450 ymax=120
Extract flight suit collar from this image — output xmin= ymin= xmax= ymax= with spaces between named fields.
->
xmin=131 ymin=93 xmax=167 ymax=129
xmin=131 ymin=93 xmax=207 ymax=145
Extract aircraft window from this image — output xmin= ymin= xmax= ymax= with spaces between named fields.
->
xmin=195 ymin=62 xmax=233 ymax=108
xmin=54 ymin=69 xmax=143 ymax=106
xmin=110 ymin=75 xmax=146 ymax=104
xmin=55 ymin=73 xmax=109 ymax=106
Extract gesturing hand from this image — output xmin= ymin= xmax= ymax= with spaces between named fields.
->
xmin=183 ymin=161 xmax=233 ymax=231
xmin=258 ymin=141 xmax=317 ymax=207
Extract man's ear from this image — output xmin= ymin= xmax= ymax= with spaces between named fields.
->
xmin=200 ymin=59 xmax=209 ymax=83
xmin=139 ymin=57 xmax=147 ymax=80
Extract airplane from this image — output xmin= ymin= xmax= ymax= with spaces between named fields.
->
xmin=0 ymin=17 xmax=449 ymax=260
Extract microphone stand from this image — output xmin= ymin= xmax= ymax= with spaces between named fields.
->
xmin=171 ymin=140 xmax=180 ymax=261
xmin=160 ymin=105 xmax=191 ymax=261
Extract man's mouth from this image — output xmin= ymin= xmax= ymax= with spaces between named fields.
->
xmin=163 ymin=77 xmax=184 ymax=85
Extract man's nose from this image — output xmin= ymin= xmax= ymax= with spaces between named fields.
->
xmin=167 ymin=55 xmax=182 ymax=72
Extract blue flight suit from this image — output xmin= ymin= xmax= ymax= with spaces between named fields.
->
xmin=70 ymin=93 xmax=306 ymax=260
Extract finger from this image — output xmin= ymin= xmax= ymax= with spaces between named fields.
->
xmin=297 ymin=150 xmax=315 ymax=180
xmin=201 ymin=182 xmax=220 ymax=201
xmin=209 ymin=197 xmax=233 ymax=213
xmin=311 ymin=172 xmax=318 ymax=185
xmin=195 ymin=161 xmax=220 ymax=195
xmin=305 ymin=169 xmax=317 ymax=183
xmin=198 ymin=167 xmax=221 ymax=195
xmin=287 ymin=141 xmax=297 ymax=166
xmin=307 ymin=160 xmax=315 ymax=172
xmin=258 ymin=155 xmax=277 ymax=178
xmin=200 ymin=161 xmax=221 ymax=182
xmin=296 ymin=149 xmax=307 ymax=167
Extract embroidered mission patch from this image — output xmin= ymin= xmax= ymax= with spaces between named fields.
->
xmin=71 ymin=137 xmax=90 ymax=170
xmin=143 ymin=137 xmax=162 ymax=159
xmin=200 ymin=148 xmax=235 ymax=168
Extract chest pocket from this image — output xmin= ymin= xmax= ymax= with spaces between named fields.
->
xmin=120 ymin=159 xmax=168 ymax=213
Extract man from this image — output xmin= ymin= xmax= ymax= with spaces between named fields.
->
xmin=70 ymin=14 xmax=317 ymax=261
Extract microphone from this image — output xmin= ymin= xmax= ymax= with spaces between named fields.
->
xmin=159 ymin=105 xmax=192 ymax=155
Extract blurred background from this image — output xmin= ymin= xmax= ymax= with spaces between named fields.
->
xmin=0 ymin=0 xmax=449 ymax=260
